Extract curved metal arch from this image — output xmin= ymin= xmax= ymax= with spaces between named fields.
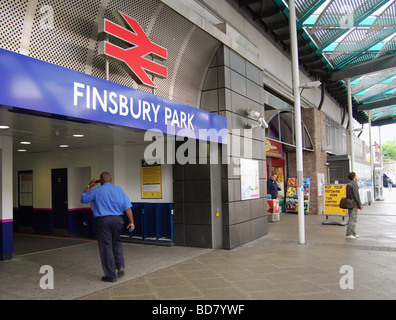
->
xmin=266 ymin=110 xmax=314 ymax=151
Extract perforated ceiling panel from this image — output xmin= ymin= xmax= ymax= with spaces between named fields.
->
xmin=0 ymin=0 xmax=29 ymax=53
xmin=0 ymin=0 xmax=220 ymax=109
xmin=29 ymin=0 xmax=102 ymax=72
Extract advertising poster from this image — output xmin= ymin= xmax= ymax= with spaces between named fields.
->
xmin=141 ymin=160 xmax=162 ymax=198
xmin=324 ymin=184 xmax=347 ymax=216
xmin=240 ymin=158 xmax=260 ymax=200
xmin=265 ymin=139 xmax=282 ymax=158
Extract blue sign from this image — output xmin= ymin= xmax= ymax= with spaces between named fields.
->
xmin=0 ymin=48 xmax=227 ymax=144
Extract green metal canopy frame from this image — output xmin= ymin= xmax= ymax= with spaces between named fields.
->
xmin=230 ymin=0 xmax=396 ymax=126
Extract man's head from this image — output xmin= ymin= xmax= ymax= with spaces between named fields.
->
xmin=348 ymin=172 xmax=357 ymax=181
xmin=100 ymin=172 xmax=112 ymax=184
xmin=271 ymin=174 xmax=277 ymax=181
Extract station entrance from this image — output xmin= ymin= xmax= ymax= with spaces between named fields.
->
xmin=1 ymin=107 xmax=178 ymax=257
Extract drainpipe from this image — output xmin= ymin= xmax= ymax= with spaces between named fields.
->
xmin=317 ymin=81 xmax=325 ymax=111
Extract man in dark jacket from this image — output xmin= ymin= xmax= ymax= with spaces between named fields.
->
xmin=345 ymin=172 xmax=364 ymax=239
xmin=267 ymin=174 xmax=281 ymax=200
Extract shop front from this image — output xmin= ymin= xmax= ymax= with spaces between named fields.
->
xmin=265 ymin=139 xmax=285 ymax=210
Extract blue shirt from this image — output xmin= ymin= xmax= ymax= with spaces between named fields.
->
xmin=81 ymin=182 xmax=132 ymax=218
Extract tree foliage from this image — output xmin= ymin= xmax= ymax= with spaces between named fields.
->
xmin=383 ymin=140 xmax=396 ymax=159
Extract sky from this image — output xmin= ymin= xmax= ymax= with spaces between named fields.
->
xmin=359 ymin=122 xmax=396 ymax=145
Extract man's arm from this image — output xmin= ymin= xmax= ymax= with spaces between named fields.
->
xmin=81 ymin=179 xmax=99 ymax=203
xmin=125 ymin=207 xmax=135 ymax=231
xmin=352 ymin=183 xmax=363 ymax=209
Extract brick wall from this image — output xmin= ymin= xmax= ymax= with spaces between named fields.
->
xmin=288 ymin=108 xmax=327 ymax=215
xmin=302 ymin=108 xmax=327 ymax=215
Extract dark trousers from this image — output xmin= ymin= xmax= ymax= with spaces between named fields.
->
xmin=96 ymin=215 xmax=125 ymax=279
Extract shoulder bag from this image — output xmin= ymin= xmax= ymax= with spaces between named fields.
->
xmin=339 ymin=197 xmax=354 ymax=209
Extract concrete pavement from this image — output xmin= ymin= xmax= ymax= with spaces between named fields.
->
xmin=1 ymin=188 xmax=396 ymax=300
xmin=79 ymin=188 xmax=396 ymax=300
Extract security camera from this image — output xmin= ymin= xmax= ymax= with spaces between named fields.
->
xmin=246 ymin=118 xmax=268 ymax=130
xmin=258 ymin=118 xmax=268 ymax=129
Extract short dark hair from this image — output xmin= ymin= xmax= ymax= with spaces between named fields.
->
xmin=348 ymin=172 xmax=356 ymax=180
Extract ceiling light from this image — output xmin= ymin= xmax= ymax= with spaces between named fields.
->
xmin=0 ymin=125 xmax=10 ymax=130
xmin=17 ymin=149 xmax=27 ymax=152
xmin=20 ymin=141 xmax=31 ymax=145
xmin=73 ymin=134 xmax=84 ymax=138
xmin=59 ymin=144 xmax=69 ymax=148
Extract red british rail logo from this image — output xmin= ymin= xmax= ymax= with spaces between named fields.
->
xmin=98 ymin=11 xmax=167 ymax=88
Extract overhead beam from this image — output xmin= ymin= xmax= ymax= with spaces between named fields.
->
xmin=357 ymin=97 xmax=396 ymax=111
xmin=260 ymin=6 xmax=284 ymax=18
xmin=371 ymin=117 xmax=396 ymax=126
xmin=239 ymin=0 xmax=261 ymax=6
xmin=331 ymin=54 xmax=396 ymax=81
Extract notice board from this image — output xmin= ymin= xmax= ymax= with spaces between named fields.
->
xmin=141 ymin=160 xmax=162 ymax=199
xmin=324 ymin=184 xmax=347 ymax=216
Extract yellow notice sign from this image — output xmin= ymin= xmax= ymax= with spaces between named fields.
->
xmin=324 ymin=184 xmax=347 ymax=216
xmin=141 ymin=161 xmax=162 ymax=198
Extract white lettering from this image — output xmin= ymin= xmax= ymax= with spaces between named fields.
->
xmin=188 ymin=113 xmax=195 ymax=130
xmin=92 ymin=87 xmax=107 ymax=112
xmin=109 ymin=91 xmax=117 ymax=113
xmin=73 ymin=82 xmax=84 ymax=106
xmin=142 ymin=101 xmax=151 ymax=121
xmin=152 ymin=104 xmax=160 ymax=123
xmin=130 ymin=98 xmax=141 ymax=119
xmin=180 ymin=111 xmax=187 ymax=129
xmin=152 ymin=304 xmax=186 ymax=318
xmin=86 ymin=85 xmax=91 ymax=109
xmin=117 ymin=94 xmax=127 ymax=116
xmin=72 ymin=83 xmax=198 ymax=132
xmin=165 ymin=107 xmax=172 ymax=125
xmin=171 ymin=110 xmax=179 ymax=127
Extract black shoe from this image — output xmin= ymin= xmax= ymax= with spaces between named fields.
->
xmin=117 ymin=268 xmax=125 ymax=278
xmin=101 ymin=276 xmax=116 ymax=282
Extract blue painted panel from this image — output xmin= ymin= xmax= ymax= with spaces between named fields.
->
xmin=0 ymin=48 xmax=227 ymax=144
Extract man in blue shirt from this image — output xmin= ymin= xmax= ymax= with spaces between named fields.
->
xmin=81 ymin=172 xmax=134 ymax=282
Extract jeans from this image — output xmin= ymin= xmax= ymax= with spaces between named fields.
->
xmin=346 ymin=207 xmax=358 ymax=236
xmin=96 ymin=215 xmax=125 ymax=279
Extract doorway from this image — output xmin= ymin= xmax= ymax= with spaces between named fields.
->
xmin=52 ymin=168 xmax=69 ymax=236
xmin=17 ymin=171 xmax=34 ymax=233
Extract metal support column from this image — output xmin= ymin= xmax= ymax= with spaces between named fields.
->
xmin=289 ymin=0 xmax=305 ymax=244
xmin=368 ymin=110 xmax=375 ymax=204
xmin=347 ymin=79 xmax=355 ymax=172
